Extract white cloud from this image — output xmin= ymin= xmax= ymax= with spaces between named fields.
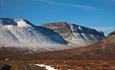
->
xmin=34 ymin=0 xmax=96 ymax=10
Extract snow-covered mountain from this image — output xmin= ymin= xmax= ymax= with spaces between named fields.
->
xmin=0 ymin=18 xmax=105 ymax=52
xmin=42 ymin=22 xmax=105 ymax=46
xmin=0 ymin=18 xmax=68 ymax=51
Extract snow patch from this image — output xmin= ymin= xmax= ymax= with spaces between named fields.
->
xmin=35 ymin=64 xmax=58 ymax=70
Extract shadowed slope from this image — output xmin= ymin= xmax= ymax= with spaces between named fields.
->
xmin=42 ymin=22 xmax=105 ymax=47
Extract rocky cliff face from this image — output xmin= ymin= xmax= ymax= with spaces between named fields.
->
xmin=42 ymin=22 xmax=105 ymax=47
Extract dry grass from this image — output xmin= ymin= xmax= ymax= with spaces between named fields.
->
xmin=0 ymin=60 xmax=115 ymax=70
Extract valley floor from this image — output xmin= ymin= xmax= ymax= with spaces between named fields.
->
xmin=0 ymin=60 xmax=115 ymax=70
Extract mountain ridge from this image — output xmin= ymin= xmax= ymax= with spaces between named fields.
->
xmin=42 ymin=22 xmax=105 ymax=46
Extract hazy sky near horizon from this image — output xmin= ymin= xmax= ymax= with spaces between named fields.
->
xmin=0 ymin=0 xmax=115 ymax=35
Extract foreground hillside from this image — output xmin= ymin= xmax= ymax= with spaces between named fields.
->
xmin=0 ymin=60 xmax=115 ymax=70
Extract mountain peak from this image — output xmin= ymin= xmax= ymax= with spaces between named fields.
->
xmin=16 ymin=19 xmax=32 ymax=27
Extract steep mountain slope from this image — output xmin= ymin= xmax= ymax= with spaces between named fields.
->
xmin=42 ymin=22 xmax=105 ymax=47
xmin=0 ymin=18 xmax=68 ymax=51
xmin=29 ymin=31 xmax=115 ymax=60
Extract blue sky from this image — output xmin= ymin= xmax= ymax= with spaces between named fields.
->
xmin=0 ymin=0 xmax=115 ymax=35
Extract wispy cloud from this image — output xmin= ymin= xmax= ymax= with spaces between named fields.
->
xmin=104 ymin=0 xmax=115 ymax=3
xmin=33 ymin=0 xmax=96 ymax=10
xmin=111 ymin=0 xmax=115 ymax=2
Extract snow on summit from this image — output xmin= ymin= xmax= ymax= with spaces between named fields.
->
xmin=16 ymin=19 xmax=32 ymax=27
